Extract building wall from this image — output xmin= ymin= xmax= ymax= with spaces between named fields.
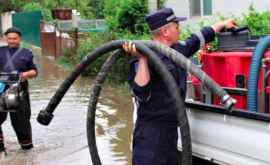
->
xmin=148 ymin=0 xmax=158 ymax=13
xmin=148 ymin=0 xmax=270 ymax=27
xmin=149 ymin=0 xmax=190 ymax=16
xmin=1 ymin=12 xmax=13 ymax=34
xmin=212 ymin=0 xmax=270 ymax=16
xmin=165 ymin=0 xmax=190 ymax=17
xmin=163 ymin=0 xmax=270 ymax=18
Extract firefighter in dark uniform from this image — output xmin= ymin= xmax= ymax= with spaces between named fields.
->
xmin=123 ymin=8 xmax=236 ymax=165
xmin=0 ymin=27 xmax=38 ymax=152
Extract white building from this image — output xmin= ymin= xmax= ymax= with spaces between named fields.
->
xmin=0 ymin=12 xmax=13 ymax=35
xmin=149 ymin=0 xmax=270 ymax=19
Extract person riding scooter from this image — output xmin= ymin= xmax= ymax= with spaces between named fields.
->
xmin=0 ymin=27 xmax=38 ymax=152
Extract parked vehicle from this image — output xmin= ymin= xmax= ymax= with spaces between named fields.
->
xmin=184 ymin=27 xmax=270 ymax=165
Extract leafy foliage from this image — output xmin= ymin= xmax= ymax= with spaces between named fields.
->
xmin=117 ymin=0 xmax=149 ymax=34
xmin=22 ymin=2 xmax=52 ymax=21
xmin=242 ymin=5 xmax=270 ymax=36
xmin=0 ymin=0 xmax=95 ymax=20
xmin=42 ymin=0 xmax=94 ymax=19
xmin=104 ymin=0 xmax=149 ymax=34
xmin=0 ymin=0 xmax=27 ymax=12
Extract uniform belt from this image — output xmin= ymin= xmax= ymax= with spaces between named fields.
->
xmin=136 ymin=120 xmax=178 ymax=128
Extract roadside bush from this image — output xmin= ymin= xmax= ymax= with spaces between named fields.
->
xmin=242 ymin=6 xmax=270 ymax=36
xmin=76 ymin=32 xmax=114 ymax=76
xmin=22 ymin=2 xmax=52 ymax=21
xmin=68 ymin=31 xmax=150 ymax=83
xmin=59 ymin=0 xmax=151 ymax=83
xmin=104 ymin=0 xmax=149 ymax=34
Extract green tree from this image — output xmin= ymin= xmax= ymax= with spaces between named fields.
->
xmin=88 ymin=0 xmax=105 ymax=18
xmin=118 ymin=0 xmax=149 ymax=34
xmin=242 ymin=5 xmax=270 ymax=36
xmin=104 ymin=0 xmax=149 ymax=34
xmin=0 ymin=0 xmax=43 ymax=12
xmin=103 ymin=0 xmax=122 ymax=30
xmin=23 ymin=2 xmax=52 ymax=21
xmin=0 ymin=0 xmax=14 ymax=12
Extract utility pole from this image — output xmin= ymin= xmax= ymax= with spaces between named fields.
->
xmin=75 ymin=0 xmax=78 ymax=10
xmin=157 ymin=0 xmax=161 ymax=9
xmin=72 ymin=9 xmax=79 ymax=55
xmin=72 ymin=0 xmax=79 ymax=54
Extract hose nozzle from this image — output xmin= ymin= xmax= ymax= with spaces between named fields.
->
xmin=221 ymin=94 xmax=237 ymax=110
xmin=37 ymin=110 xmax=54 ymax=126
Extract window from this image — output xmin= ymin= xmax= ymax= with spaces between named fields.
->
xmin=190 ymin=0 xmax=212 ymax=16
xmin=190 ymin=0 xmax=201 ymax=16
xmin=203 ymin=0 xmax=212 ymax=15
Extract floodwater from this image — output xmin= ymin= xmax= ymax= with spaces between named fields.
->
xmin=0 ymin=55 xmax=134 ymax=165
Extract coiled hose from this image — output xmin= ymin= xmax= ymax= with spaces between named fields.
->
xmin=142 ymin=41 xmax=235 ymax=109
xmin=87 ymin=51 xmax=121 ymax=165
xmin=247 ymin=36 xmax=270 ymax=112
xmin=87 ymin=44 xmax=192 ymax=164
xmin=37 ymin=40 xmax=235 ymax=165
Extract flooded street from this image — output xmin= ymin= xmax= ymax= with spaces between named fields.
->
xmin=0 ymin=55 xmax=134 ymax=165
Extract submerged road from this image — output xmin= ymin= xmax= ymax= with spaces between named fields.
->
xmin=0 ymin=52 xmax=133 ymax=165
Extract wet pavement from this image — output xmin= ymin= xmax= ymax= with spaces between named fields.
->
xmin=0 ymin=54 xmax=134 ymax=165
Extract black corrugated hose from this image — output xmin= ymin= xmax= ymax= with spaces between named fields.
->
xmin=37 ymin=40 xmax=235 ymax=165
xmin=87 ymin=50 xmax=121 ymax=165
xmin=141 ymin=41 xmax=235 ymax=109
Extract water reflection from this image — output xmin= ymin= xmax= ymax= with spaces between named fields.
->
xmin=0 ymin=55 xmax=133 ymax=165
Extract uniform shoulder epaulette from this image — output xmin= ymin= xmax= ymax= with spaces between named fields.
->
xmin=0 ymin=46 xmax=7 ymax=49
xmin=22 ymin=48 xmax=31 ymax=52
xmin=179 ymin=41 xmax=187 ymax=46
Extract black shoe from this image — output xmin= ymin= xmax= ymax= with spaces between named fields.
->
xmin=0 ymin=142 xmax=5 ymax=152
xmin=21 ymin=143 xmax=33 ymax=150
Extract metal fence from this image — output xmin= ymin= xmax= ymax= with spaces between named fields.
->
xmin=57 ymin=19 xmax=108 ymax=32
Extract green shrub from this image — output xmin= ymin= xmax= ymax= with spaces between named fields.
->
xmin=59 ymin=0 xmax=151 ymax=83
xmin=59 ymin=30 xmax=150 ymax=83
xmin=117 ymin=0 xmax=149 ymax=34
xmin=104 ymin=0 xmax=149 ymax=34
xmin=103 ymin=0 xmax=122 ymax=30
xmin=22 ymin=2 xmax=53 ymax=21
xmin=242 ymin=6 xmax=270 ymax=36
xmin=74 ymin=32 xmax=114 ymax=76
xmin=0 ymin=0 xmax=14 ymax=12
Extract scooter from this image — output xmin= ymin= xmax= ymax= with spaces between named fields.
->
xmin=0 ymin=72 xmax=23 ymax=112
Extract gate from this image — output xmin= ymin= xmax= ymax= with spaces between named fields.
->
xmin=12 ymin=11 xmax=43 ymax=47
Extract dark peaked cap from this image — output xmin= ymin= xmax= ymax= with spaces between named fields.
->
xmin=145 ymin=7 xmax=187 ymax=31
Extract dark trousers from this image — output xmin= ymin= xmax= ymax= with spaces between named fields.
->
xmin=132 ymin=122 xmax=178 ymax=165
xmin=0 ymin=90 xmax=33 ymax=151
